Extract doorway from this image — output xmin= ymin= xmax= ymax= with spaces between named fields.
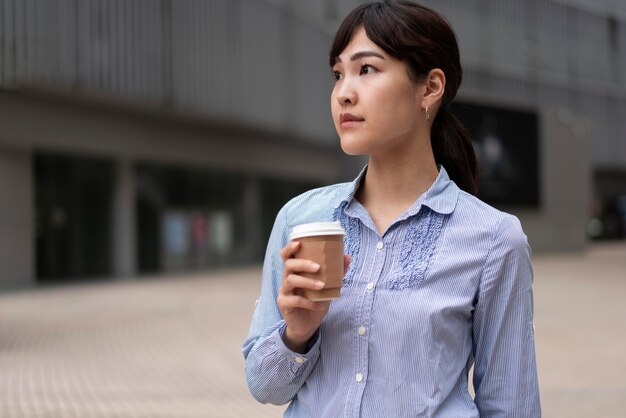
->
xmin=35 ymin=153 xmax=114 ymax=282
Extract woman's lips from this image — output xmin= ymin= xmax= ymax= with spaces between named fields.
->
xmin=339 ymin=113 xmax=365 ymax=129
xmin=340 ymin=120 xmax=364 ymax=129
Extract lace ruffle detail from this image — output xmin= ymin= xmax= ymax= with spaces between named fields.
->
xmin=386 ymin=208 xmax=446 ymax=290
xmin=334 ymin=205 xmax=359 ymax=288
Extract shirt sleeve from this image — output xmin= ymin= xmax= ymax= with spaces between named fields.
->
xmin=472 ymin=215 xmax=541 ymax=417
xmin=241 ymin=205 xmax=322 ymax=405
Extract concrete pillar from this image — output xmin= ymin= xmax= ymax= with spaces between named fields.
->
xmin=112 ymin=159 xmax=137 ymax=278
xmin=243 ymin=177 xmax=262 ymax=262
xmin=515 ymin=108 xmax=591 ymax=251
xmin=0 ymin=147 xmax=34 ymax=289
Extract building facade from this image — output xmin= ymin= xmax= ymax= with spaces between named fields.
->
xmin=1 ymin=0 xmax=624 ymax=288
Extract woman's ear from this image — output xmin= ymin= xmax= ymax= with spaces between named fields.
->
xmin=420 ymin=68 xmax=446 ymax=110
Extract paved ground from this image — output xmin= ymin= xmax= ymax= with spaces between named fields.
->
xmin=0 ymin=243 xmax=625 ymax=418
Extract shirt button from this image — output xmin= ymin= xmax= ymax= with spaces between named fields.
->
xmin=366 ymin=282 xmax=374 ymax=291
xmin=355 ymin=373 xmax=364 ymax=382
xmin=358 ymin=326 xmax=366 ymax=336
xmin=376 ymin=241 xmax=384 ymax=250
xmin=294 ymin=356 xmax=304 ymax=364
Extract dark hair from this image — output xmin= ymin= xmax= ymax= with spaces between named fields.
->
xmin=329 ymin=1 xmax=478 ymax=195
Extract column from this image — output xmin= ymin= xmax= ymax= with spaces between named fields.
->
xmin=243 ymin=177 xmax=263 ymax=262
xmin=0 ymin=147 xmax=34 ymax=289
xmin=112 ymin=158 xmax=137 ymax=278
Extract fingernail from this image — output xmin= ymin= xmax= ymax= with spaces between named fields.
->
xmin=314 ymin=281 xmax=325 ymax=289
xmin=311 ymin=262 xmax=320 ymax=271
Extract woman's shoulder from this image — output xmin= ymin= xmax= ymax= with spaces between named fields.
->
xmin=453 ymin=190 xmax=528 ymax=249
xmin=279 ymin=181 xmax=352 ymax=225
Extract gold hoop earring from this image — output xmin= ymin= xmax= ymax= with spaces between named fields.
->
xmin=426 ymin=106 xmax=430 ymax=122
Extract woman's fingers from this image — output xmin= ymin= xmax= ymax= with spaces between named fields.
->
xmin=284 ymin=258 xmax=320 ymax=275
xmin=277 ymin=293 xmax=328 ymax=312
xmin=344 ymin=254 xmax=351 ymax=275
xmin=280 ymin=258 xmax=322 ymax=292
xmin=280 ymin=241 xmax=300 ymax=261
xmin=283 ymin=273 xmax=324 ymax=292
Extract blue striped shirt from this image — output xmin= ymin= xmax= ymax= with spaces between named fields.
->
xmin=242 ymin=166 xmax=541 ymax=417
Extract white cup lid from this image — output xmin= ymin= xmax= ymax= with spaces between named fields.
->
xmin=290 ymin=221 xmax=345 ymax=240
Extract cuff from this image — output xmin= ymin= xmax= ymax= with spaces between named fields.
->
xmin=272 ymin=322 xmax=321 ymax=369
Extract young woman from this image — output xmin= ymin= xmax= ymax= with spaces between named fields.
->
xmin=242 ymin=1 xmax=541 ymax=417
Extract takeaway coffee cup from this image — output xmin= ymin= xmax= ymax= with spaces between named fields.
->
xmin=289 ymin=222 xmax=346 ymax=301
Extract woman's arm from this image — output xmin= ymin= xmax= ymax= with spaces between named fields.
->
xmin=472 ymin=215 xmax=541 ymax=417
xmin=241 ymin=206 xmax=322 ymax=405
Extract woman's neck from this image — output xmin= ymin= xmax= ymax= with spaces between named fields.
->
xmin=355 ymin=145 xmax=438 ymax=233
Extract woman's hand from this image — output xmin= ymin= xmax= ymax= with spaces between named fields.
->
xmin=277 ymin=241 xmax=350 ymax=353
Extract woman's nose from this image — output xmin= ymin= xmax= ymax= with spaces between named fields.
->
xmin=335 ymin=80 xmax=357 ymax=105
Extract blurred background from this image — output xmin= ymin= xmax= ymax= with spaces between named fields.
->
xmin=1 ymin=0 xmax=625 ymax=287
xmin=0 ymin=0 xmax=625 ymax=417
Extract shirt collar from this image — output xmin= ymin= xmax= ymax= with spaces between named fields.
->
xmin=418 ymin=166 xmax=459 ymax=215
xmin=330 ymin=165 xmax=459 ymax=216
xmin=330 ymin=165 xmax=368 ymax=210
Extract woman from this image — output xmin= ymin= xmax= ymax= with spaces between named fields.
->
xmin=242 ymin=1 xmax=541 ymax=417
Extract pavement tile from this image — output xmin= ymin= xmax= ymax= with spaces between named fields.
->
xmin=0 ymin=244 xmax=625 ymax=417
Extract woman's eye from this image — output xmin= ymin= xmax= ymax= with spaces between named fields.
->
xmin=332 ymin=70 xmax=342 ymax=81
xmin=360 ymin=64 xmax=376 ymax=75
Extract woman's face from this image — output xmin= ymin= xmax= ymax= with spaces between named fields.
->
xmin=331 ymin=26 xmax=424 ymax=156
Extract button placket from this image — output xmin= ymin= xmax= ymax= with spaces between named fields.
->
xmin=352 ymin=236 xmax=388 ymax=401
xmin=349 ymin=233 xmax=388 ymax=414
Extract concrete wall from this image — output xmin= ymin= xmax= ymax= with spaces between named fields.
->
xmin=0 ymin=0 xmax=337 ymax=144
xmin=0 ymin=146 xmax=34 ymax=289
xmin=0 ymin=91 xmax=347 ymax=184
xmin=513 ymin=109 xmax=591 ymax=251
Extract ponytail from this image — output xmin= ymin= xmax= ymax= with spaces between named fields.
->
xmin=431 ymin=107 xmax=478 ymax=195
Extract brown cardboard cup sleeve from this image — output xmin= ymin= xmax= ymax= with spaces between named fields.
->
xmin=290 ymin=222 xmax=346 ymax=302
